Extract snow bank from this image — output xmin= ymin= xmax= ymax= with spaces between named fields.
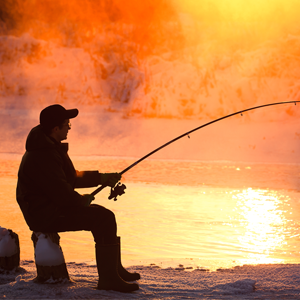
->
xmin=1 ymin=260 xmax=300 ymax=299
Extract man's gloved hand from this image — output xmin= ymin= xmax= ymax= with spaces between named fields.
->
xmin=82 ymin=194 xmax=95 ymax=207
xmin=99 ymin=173 xmax=121 ymax=187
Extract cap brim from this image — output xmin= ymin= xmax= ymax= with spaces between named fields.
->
xmin=66 ymin=109 xmax=79 ymax=119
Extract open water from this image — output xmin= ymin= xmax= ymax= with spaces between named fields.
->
xmin=1 ymin=154 xmax=300 ymax=270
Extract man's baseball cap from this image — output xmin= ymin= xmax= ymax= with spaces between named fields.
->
xmin=40 ymin=104 xmax=78 ymax=130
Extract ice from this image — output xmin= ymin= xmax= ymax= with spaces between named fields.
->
xmin=34 ymin=234 xmax=65 ymax=267
xmin=0 ymin=227 xmax=18 ymax=257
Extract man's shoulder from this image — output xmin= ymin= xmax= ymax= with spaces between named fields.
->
xmin=22 ymin=146 xmax=63 ymax=165
xmin=26 ymin=125 xmax=56 ymax=152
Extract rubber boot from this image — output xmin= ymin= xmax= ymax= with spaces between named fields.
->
xmin=117 ymin=237 xmax=140 ymax=281
xmin=96 ymin=243 xmax=139 ymax=292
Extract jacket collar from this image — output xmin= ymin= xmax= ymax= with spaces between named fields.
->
xmin=48 ymin=136 xmax=69 ymax=153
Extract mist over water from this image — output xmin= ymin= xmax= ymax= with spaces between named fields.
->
xmin=1 ymin=0 xmax=300 ymax=162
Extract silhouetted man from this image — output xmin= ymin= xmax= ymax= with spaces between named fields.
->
xmin=16 ymin=104 xmax=139 ymax=292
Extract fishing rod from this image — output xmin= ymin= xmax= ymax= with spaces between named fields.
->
xmin=91 ymin=100 xmax=300 ymax=199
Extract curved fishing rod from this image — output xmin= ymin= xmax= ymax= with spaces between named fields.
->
xmin=91 ymin=100 xmax=299 ymax=198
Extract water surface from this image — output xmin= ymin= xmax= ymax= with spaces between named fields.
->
xmin=1 ymin=155 xmax=300 ymax=269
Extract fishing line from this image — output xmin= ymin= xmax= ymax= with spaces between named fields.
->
xmin=91 ymin=100 xmax=300 ymax=198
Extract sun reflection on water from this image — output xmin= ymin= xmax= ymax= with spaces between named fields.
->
xmin=234 ymin=188 xmax=288 ymax=264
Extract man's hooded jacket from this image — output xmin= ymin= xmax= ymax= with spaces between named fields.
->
xmin=17 ymin=125 xmax=101 ymax=232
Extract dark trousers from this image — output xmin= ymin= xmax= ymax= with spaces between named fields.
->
xmin=43 ymin=204 xmax=117 ymax=244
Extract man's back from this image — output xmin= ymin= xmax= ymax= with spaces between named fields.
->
xmin=17 ymin=125 xmax=82 ymax=231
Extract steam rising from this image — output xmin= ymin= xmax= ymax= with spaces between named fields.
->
xmin=1 ymin=0 xmax=300 ymax=118
xmin=1 ymin=0 xmax=300 ymax=161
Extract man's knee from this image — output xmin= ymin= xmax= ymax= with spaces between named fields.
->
xmin=90 ymin=205 xmax=116 ymax=226
xmin=89 ymin=206 xmax=117 ymax=243
xmin=101 ymin=208 xmax=116 ymax=225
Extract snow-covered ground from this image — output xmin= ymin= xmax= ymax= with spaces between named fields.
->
xmin=1 ymin=260 xmax=300 ymax=299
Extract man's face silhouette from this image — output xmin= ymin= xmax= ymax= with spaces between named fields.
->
xmin=51 ymin=119 xmax=71 ymax=142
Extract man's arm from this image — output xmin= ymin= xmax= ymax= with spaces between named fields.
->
xmin=75 ymin=170 xmax=101 ymax=188
xmin=75 ymin=171 xmax=121 ymax=189
xmin=34 ymin=150 xmax=86 ymax=207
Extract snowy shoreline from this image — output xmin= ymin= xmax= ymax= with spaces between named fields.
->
xmin=1 ymin=260 xmax=300 ymax=299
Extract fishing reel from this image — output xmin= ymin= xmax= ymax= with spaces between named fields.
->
xmin=108 ymin=182 xmax=126 ymax=201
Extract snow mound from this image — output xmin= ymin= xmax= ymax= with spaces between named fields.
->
xmin=0 ymin=227 xmax=18 ymax=257
xmin=34 ymin=234 xmax=65 ymax=266
xmin=213 ymin=278 xmax=256 ymax=295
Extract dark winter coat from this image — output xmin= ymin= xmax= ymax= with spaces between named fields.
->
xmin=17 ymin=125 xmax=101 ymax=232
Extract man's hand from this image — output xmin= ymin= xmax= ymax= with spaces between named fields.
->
xmin=82 ymin=194 xmax=95 ymax=206
xmin=100 ymin=173 xmax=121 ymax=187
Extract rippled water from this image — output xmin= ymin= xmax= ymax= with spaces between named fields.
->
xmin=1 ymin=154 xmax=300 ymax=269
